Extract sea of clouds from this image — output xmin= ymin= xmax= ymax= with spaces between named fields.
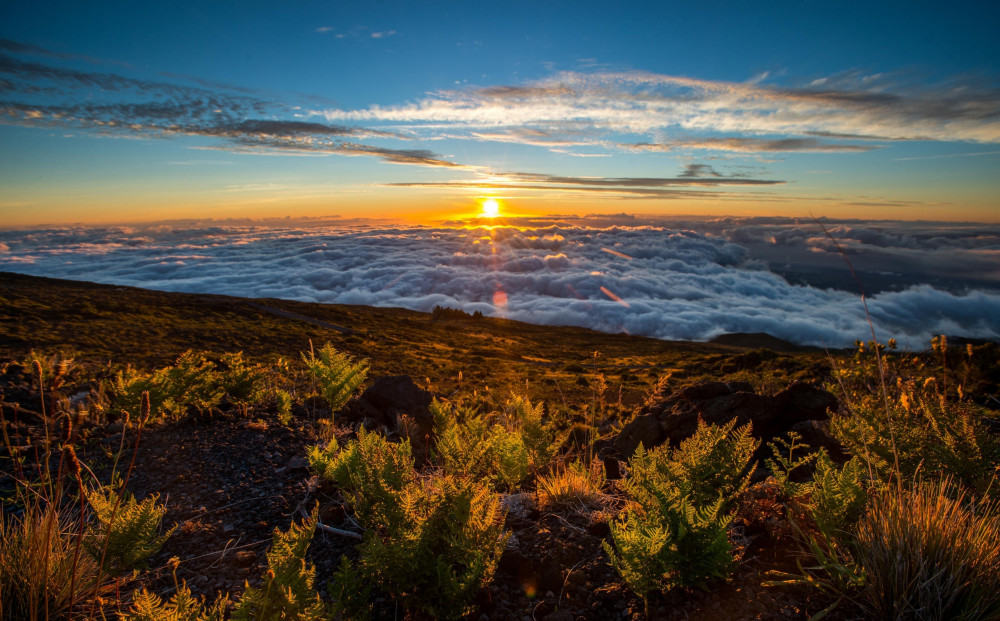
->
xmin=1 ymin=218 xmax=998 ymax=349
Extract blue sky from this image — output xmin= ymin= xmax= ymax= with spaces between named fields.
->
xmin=1 ymin=0 xmax=999 ymax=225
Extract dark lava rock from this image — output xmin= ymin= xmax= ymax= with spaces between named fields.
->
xmin=344 ymin=375 xmax=433 ymax=431
xmin=613 ymin=414 xmax=661 ymax=459
xmin=624 ymin=381 xmax=838 ymax=449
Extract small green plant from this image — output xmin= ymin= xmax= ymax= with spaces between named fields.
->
xmin=507 ymin=395 xmax=558 ymax=472
xmin=604 ymin=419 xmax=758 ymax=613
xmin=333 ymin=474 xmax=508 ymax=620
xmin=233 ymin=508 xmax=329 ymax=621
xmin=84 ymin=484 xmax=174 ymax=573
xmin=315 ymin=426 xmax=509 ymax=619
xmin=432 ymin=399 xmax=530 ymax=489
xmin=766 ymin=432 xmax=820 ymax=499
xmin=631 ymin=418 xmax=758 ymax=510
xmin=110 ymin=351 xmax=224 ymax=420
xmin=219 ymin=351 xmax=269 ymax=406
xmin=308 ymin=427 xmax=415 ymax=527
xmin=809 ymin=452 xmax=867 ymax=539
xmin=301 ymin=342 xmax=368 ymax=415
xmin=122 ymin=558 xmax=230 ymax=621
xmin=275 ymin=389 xmax=293 ymax=425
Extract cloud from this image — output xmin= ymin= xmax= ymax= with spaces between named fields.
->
xmin=370 ymin=30 xmax=396 ymax=39
xmin=1 ymin=220 xmax=996 ymax=349
xmin=318 ymin=70 xmax=1000 ymax=144
xmin=0 ymin=41 xmax=460 ymax=168
xmin=386 ymin=168 xmax=784 ymax=199
xmin=627 ymin=137 xmax=879 ymax=153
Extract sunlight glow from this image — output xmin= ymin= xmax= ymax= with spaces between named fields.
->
xmin=481 ymin=198 xmax=501 ymax=218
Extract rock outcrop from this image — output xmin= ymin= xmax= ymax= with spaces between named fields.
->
xmin=612 ymin=381 xmax=839 ymax=459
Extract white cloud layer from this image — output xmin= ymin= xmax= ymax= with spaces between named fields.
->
xmin=1 ymin=220 xmax=997 ymax=348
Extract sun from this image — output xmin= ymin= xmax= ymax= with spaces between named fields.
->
xmin=481 ymin=198 xmax=501 ymax=218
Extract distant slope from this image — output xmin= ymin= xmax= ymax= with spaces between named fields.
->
xmin=0 ymin=271 xmax=833 ymax=405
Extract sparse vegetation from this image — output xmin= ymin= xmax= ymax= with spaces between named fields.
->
xmin=301 ymin=341 xmax=368 ymax=416
xmin=2 ymin=273 xmax=999 ymax=620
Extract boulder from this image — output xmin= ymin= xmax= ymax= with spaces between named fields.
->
xmin=343 ymin=375 xmax=433 ymax=432
xmin=613 ymin=414 xmax=662 ymax=458
xmin=618 ymin=380 xmax=838 ymax=449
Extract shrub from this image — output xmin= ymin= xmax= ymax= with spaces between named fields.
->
xmin=854 ymin=478 xmax=1000 ymax=621
xmin=507 ymin=395 xmax=558 ymax=472
xmin=218 ymin=351 xmax=269 ymax=406
xmin=110 ymin=351 xmax=224 ymax=420
xmin=809 ymin=452 xmax=867 ymax=539
xmin=308 ymin=427 xmax=415 ymax=527
xmin=432 ymin=399 xmax=530 ymax=490
xmin=604 ymin=419 xmax=757 ymax=610
xmin=318 ymin=426 xmax=509 ymax=619
xmin=333 ymin=474 xmax=508 ymax=620
xmin=830 ymin=342 xmax=1000 ymax=490
xmin=233 ymin=508 xmax=328 ymax=621
xmin=629 ymin=418 xmax=758 ymax=510
xmin=84 ymin=484 xmax=173 ymax=573
xmin=301 ymin=342 xmax=368 ymax=415
xmin=275 ymin=389 xmax=293 ymax=425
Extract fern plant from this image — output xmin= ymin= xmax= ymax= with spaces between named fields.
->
xmin=219 ymin=351 xmax=269 ymax=406
xmin=809 ymin=452 xmax=867 ymax=539
xmin=122 ymin=559 xmax=230 ymax=621
xmin=233 ymin=508 xmax=329 ymax=621
xmin=605 ymin=495 xmax=733 ymax=615
xmin=308 ymin=427 xmax=415 ymax=527
xmin=301 ymin=342 xmax=368 ymax=415
xmin=432 ymin=399 xmax=530 ymax=489
xmin=766 ymin=432 xmax=820 ymax=499
xmin=507 ymin=395 xmax=558 ymax=472
xmin=85 ymin=484 xmax=174 ymax=573
xmin=110 ymin=351 xmax=224 ymax=420
xmin=604 ymin=419 xmax=757 ymax=611
xmin=628 ymin=418 xmax=758 ymax=511
xmin=333 ymin=474 xmax=508 ymax=620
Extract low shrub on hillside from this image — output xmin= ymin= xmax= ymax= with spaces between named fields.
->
xmin=110 ymin=351 xmax=223 ymax=420
xmin=301 ymin=341 xmax=368 ymax=416
xmin=233 ymin=509 xmax=328 ymax=620
xmin=311 ymin=428 xmax=508 ymax=619
xmin=604 ymin=419 xmax=758 ymax=613
xmin=432 ymin=399 xmax=531 ymax=490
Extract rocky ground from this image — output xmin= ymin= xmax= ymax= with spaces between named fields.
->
xmin=0 ymin=356 xmax=862 ymax=620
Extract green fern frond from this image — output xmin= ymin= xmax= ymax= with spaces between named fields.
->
xmin=121 ymin=583 xmax=229 ymax=621
xmin=85 ymin=485 xmax=173 ymax=573
xmin=232 ymin=508 xmax=328 ymax=621
xmin=301 ymin=342 xmax=368 ymax=415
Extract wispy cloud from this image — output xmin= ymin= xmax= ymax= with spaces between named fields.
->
xmin=0 ymin=41 xmax=462 ymax=168
xmin=387 ymin=167 xmax=784 ymax=198
xmin=627 ymin=137 xmax=879 ymax=153
xmin=319 ymin=70 xmax=1000 ymax=144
